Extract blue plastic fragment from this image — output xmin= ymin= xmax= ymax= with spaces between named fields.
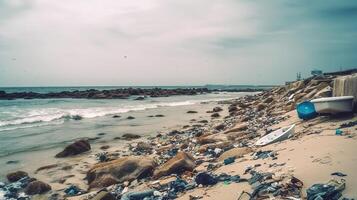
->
xmin=223 ymin=157 xmax=235 ymax=165
xmin=296 ymin=101 xmax=317 ymax=120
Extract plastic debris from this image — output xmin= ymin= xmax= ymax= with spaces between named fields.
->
xmin=307 ymin=179 xmax=345 ymax=200
xmin=340 ymin=120 xmax=357 ymax=128
xmin=331 ymin=172 xmax=347 ymax=177
xmin=223 ymin=157 xmax=235 ymax=165
xmin=297 ymin=101 xmax=317 ymax=120
xmin=64 ymin=185 xmax=82 ymax=196
xmin=120 ymin=189 xmax=154 ymax=200
xmin=335 ymin=129 xmax=343 ymax=136
xmin=195 ymin=172 xmax=217 ymax=186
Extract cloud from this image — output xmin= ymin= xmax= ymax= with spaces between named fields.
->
xmin=0 ymin=0 xmax=357 ymax=86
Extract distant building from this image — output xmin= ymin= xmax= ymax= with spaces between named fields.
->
xmin=311 ymin=69 xmax=323 ymax=76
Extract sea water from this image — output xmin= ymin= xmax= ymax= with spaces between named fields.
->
xmin=0 ymin=87 xmax=255 ymax=178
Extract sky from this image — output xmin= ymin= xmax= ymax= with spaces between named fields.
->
xmin=0 ymin=0 xmax=357 ymax=86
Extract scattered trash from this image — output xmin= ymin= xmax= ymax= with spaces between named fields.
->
xmin=96 ymin=152 xmax=109 ymax=162
xmin=335 ymin=129 xmax=343 ymax=136
xmin=297 ymin=101 xmax=317 ymax=120
xmin=331 ymin=172 xmax=347 ymax=177
xmin=195 ymin=172 xmax=217 ymax=186
xmin=256 ymin=124 xmax=295 ymax=146
xmin=340 ymin=120 xmax=357 ymax=128
xmin=64 ymin=185 xmax=82 ymax=196
xmin=253 ymin=150 xmax=276 ymax=160
xmin=223 ymin=157 xmax=235 ymax=165
xmin=307 ymin=179 xmax=346 ymax=200
xmin=120 ymin=189 xmax=155 ymax=200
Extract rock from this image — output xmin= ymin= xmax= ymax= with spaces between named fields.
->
xmin=127 ymin=116 xmax=135 ymax=119
xmin=214 ymin=123 xmax=225 ymax=131
xmin=7 ymin=171 xmax=28 ymax=182
xmin=55 ymin=140 xmax=91 ymax=158
xmin=223 ymin=122 xmax=248 ymax=134
xmin=187 ymin=111 xmax=198 ymax=114
xmin=314 ymin=86 xmax=332 ymax=98
xmin=263 ymin=96 xmax=274 ymax=104
xmin=87 ymin=156 xmax=156 ymax=189
xmin=134 ymin=96 xmax=145 ymax=100
xmin=112 ymin=115 xmax=120 ymax=118
xmin=228 ymin=105 xmax=238 ymax=113
xmin=256 ymin=103 xmax=267 ymax=111
xmin=121 ymin=133 xmax=141 ymax=140
xmin=155 ymin=114 xmax=165 ymax=117
xmin=198 ymin=120 xmax=208 ymax=123
xmin=92 ymin=191 xmax=116 ymax=200
xmin=218 ymin=147 xmax=253 ymax=161
xmin=168 ymin=130 xmax=182 ymax=136
xmin=135 ymin=142 xmax=153 ymax=153
xmin=35 ymin=164 xmax=58 ymax=173
xmin=154 ymin=152 xmax=195 ymax=179
xmin=212 ymin=107 xmax=223 ymax=112
xmin=197 ymin=134 xmax=226 ymax=145
xmin=25 ymin=181 xmax=51 ymax=195
xmin=211 ymin=113 xmax=220 ymax=118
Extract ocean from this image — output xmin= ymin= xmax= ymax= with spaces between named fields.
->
xmin=0 ymin=86 xmax=259 ymax=178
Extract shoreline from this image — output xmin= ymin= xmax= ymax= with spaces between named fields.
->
xmin=1 ymin=74 xmax=356 ymax=200
xmin=0 ymin=87 xmax=268 ymax=100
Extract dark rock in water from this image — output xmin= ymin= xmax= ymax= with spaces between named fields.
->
xmin=155 ymin=114 xmax=165 ymax=117
xmin=112 ymin=115 xmax=121 ymax=118
xmin=134 ymin=96 xmax=146 ymax=100
xmin=127 ymin=116 xmax=135 ymax=120
xmin=25 ymin=180 xmax=51 ymax=195
xmin=72 ymin=115 xmax=83 ymax=120
xmin=7 ymin=171 xmax=28 ymax=182
xmin=6 ymin=160 xmax=19 ymax=165
xmin=55 ymin=140 xmax=91 ymax=158
xmin=198 ymin=120 xmax=208 ymax=123
xmin=213 ymin=107 xmax=223 ymax=112
xmin=97 ymin=132 xmax=106 ymax=136
xmin=187 ymin=110 xmax=198 ymax=114
xmin=92 ymin=191 xmax=116 ymax=200
xmin=148 ymin=115 xmax=154 ymax=117
xmin=211 ymin=113 xmax=220 ymax=118
xmin=121 ymin=133 xmax=141 ymax=140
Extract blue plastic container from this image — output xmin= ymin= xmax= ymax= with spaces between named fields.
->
xmin=296 ymin=101 xmax=317 ymax=120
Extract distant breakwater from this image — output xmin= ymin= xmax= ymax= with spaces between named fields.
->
xmin=0 ymin=87 xmax=265 ymax=100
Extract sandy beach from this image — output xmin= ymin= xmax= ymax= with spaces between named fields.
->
xmin=1 ymin=72 xmax=356 ymax=200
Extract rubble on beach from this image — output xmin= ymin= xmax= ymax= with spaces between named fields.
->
xmin=1 ymin=72 xmax=356 ymax=200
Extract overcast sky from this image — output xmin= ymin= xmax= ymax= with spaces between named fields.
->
xmin=0 ymin=0 xmax=356 ymax=86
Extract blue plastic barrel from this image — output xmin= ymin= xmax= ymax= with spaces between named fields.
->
xmin=296 ymin=101 xmax=317 ymax=120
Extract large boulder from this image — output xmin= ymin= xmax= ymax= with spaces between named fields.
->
xmin=55 ymin=140 xmax=91 ymax=158
xmin=6 ymin=171 xmax=28 ymax=182
xmin=218 ymin=147 xmax=253 ymax=161
xmin=154 ymin=152 xmax=195 ymax=179
xmin=25 ymin=180 xmax=51 ymax=195
xmin=87 ymin=156 xmax=156 ymax=189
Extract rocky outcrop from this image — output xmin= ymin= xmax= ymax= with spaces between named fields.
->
xmin=6 ymin=171 xmax=28 ymax=182
xmin=25 ymin=180 xmax=51 ymax=195
xmin=87 ymin=156 xmax=156 ymax=189
xmin=0 ymin=88 xmax=210 ymax=100
xmin=154 ymin=152 xmax=195 ymax=178
xmin=92 ymin=191 xmax=116 ymax=200
xmin=55 ymin=140 xmax=91 ymax=158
